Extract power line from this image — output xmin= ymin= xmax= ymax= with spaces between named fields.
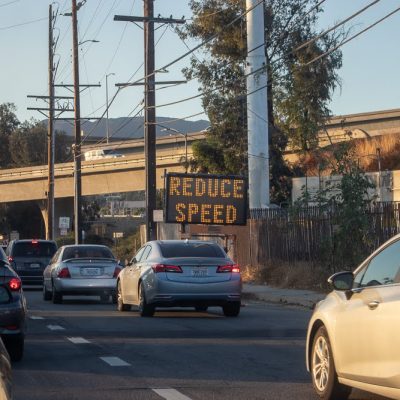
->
xmin=0 ymin=16 xmax=47 ymax=30
xmin=0 ymin=0 xmax=19 ymax=8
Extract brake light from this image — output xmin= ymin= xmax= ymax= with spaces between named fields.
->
xmin=152 ymin=264 xmax=182 ymax=273
xmin=7 ymin=256 xmax=13 ymax=263
xmin=9 ymin=278 xmax=21 ymax=291
xmin=113 ymin=267 xmax=122 ymax=278
xmin=31 ymin=239 xmax=38 ymax=244
xmin=58 ymin=267 xmax=71 ymax=278
xmin=217 ymin=264 xmax=240 ymax=273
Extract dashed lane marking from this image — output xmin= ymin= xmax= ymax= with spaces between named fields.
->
xmin=30 ymin=316 xmax=44 ymax=320
xmin=152 ymin=388 xmax=193 ymax=400
xmin=67 ymin=337 xmax=90 ymax=344
xmin=100 ymin=356 xmax=130 ymax=366
xmin=47 ymin=325 xmax=65 ymax=331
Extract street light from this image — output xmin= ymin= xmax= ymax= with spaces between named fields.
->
xmin=78 ymin=39 xmax=99 ymax=46
xmin=105 ymin=73 xmax=115 ymax=144
xmin=160 ymin=125 xmax=188 ymax=173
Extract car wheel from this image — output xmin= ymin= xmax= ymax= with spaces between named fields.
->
xmin=117 ymin=282 xmax=131 ymax=312
xmin=138 ymin=282 xmax=154 ymax=317
xmin=195 ymin=306 xmax=208 ymax=312
xmin=4 ymin=334 xmax=24 ymax=362
xmin=52 ymin=285 xmax=63 ymax=304
xmin=43 ymin=283 xmax=52 ymax=301
xmin=100 ymin=294 xmax=110 ymax=303
xmin=222 ymin=302 xmax=241 ymax=317
xmin=311 ymin=326 xmax=351 ymax=400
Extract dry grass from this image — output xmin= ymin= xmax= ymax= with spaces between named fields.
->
xmin=242 ymin=261 xmax=331 ymax=292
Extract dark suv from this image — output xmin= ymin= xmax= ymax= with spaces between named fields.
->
xmin=6 ymin=240 xmax=57 ymax=285
xmin=0 ymin=247 xmax=26 ymax=362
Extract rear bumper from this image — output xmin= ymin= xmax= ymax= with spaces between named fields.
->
xmin=54 ymin=278 xmax=116 ymax=296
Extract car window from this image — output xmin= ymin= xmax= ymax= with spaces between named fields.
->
xmin=0 ymin=248 xmax=7 ymax=264
xmin=130 ymin=247 xmax=145 ymax=264
xmin=12 ymin=241 xmax=57 ymax=257
xmin=356 ymin=239 xmax=400 ymax=287
xmin=159 ymin=242 xmax=226 ymax=258
xmin=141 ymin=246 xmax=152 ymax=261
xmin=62 ymin=246 xmax=114 ymax=260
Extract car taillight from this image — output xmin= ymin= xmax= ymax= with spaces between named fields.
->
xmin=217 ymin=264 xmax=240 ymax=273
xmin=58 ymin=267 xmax=71 ymax=278
xmin=113 ymin=267 xmax=122 ymax=278
xmin=152 ymin=264 xmax=182 ymax=273
xmin=8 ymin=256 xmax=13 ymax=263
xmin=9 ymin=278 xmax=21 ymax=291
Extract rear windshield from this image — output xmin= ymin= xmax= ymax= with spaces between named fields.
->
xmin=62 ymin=246 xmax=114 ymax=260
xmin=159 ymin=242 xmax=225 ymax=258
xmin=13 ymin=242 xmax=57 ymax=258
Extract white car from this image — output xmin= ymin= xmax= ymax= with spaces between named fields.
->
xmin=306 ymin=234 xmax=400 ymax=400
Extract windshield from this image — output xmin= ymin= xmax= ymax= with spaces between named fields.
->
xmin=62 ymin=246 xmax=114 ymax=260
xmin=13 ymin=242 xmax=57 ymax=258
xmin=159 ymin=242 xmax=225 ymax=258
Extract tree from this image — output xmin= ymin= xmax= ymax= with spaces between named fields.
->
xmin=181 ymin=0 xmax=344 ymax=203
xmin=8 ymin=121 xmax=72 ymax=167
xmin=0 ymin=103 xmax=20 ymax=168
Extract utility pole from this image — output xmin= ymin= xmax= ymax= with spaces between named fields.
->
xmin=114 ymin=4 xmax=185 ymax=242
xmin=246 ymin=0 xmax=269 ymax=208
xmin=47 ymin=4 xmax=55 ymax=240
xmin=72 ymin=0 xmax=82 ymax=244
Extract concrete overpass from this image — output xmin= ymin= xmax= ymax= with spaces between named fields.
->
xmin=0 ymin=133 xmax=201 ymax=237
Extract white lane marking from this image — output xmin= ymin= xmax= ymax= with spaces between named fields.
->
xmin=152 ymin=389 xmax=193 ymax=400
xmin=30 ymin=316 xmax=44 ymax=320
xmin=67 ymin=337 xmax=90 ymax=344
xmin=100 ymin=356 xmax=130 ymax=366
xmin=47 ymin=325 xmax=65 ymax=331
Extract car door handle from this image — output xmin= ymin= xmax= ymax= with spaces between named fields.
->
xmin=368 ymin=300 xmax=380 ymax=310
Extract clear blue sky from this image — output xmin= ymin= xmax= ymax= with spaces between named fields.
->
xmin=0 ymin=0 xmax=399 ymax=125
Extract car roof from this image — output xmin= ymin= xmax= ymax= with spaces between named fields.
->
xmin=61 ymin=244 xmax=109 ymax=248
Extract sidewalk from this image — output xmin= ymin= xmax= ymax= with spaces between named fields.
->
xmin=242 ymin=283 xmax=326 ymax=309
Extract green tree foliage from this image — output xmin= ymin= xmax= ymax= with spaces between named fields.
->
xmin=181 ymin=0 xmax=343 ymax=203
xmin=0 ymin=103 xmax=20 ymax=168
xmin=8 ymin=121 xmax=72 ymax=167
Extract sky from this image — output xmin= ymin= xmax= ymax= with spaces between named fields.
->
xmin=0 ymin=0 xmax=399 ymax=126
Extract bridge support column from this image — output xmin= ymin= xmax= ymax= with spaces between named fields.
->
xmin=38 ymin=198 xmax=74 ymax=240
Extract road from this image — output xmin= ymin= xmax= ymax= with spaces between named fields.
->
xmin=12 ymin=289 xmax=387 ymax=400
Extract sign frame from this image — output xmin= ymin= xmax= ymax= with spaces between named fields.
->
xmin=164 ymin=172 xmax=248 ymax=226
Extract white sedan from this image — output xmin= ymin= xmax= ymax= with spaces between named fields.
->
xmin=306 ymin=234 xmax=400 ymax=400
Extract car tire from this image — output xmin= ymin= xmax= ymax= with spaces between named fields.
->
xmin=222 ymin=302 xmax=241 ymax=317
xmin=100 ymin=294 xmax=110 ymax=303
xmin=138 ymin=282 xmax=154 ymax=317
xmin=117 ymin=282 xmax=131 ymax=312
xmin=52 ymin=285 xmax=63 ymax=304
xmin=5 ymin=334 xmax=24 ymax=362
xmin=195 ymin=306 xmax=208 ymax=312
xmin=43 ymin=284 xmax=52 ymax=301
xmin=311 ymin=326 xmax=351 ymax=400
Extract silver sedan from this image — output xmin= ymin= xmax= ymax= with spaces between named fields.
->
xmin=43 ymin=245 xmax=121 ymax=304
xmin=117 ymin=240 xmax=242 ymax=317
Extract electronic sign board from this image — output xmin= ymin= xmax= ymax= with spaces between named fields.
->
xmin=165 ymin=173 xmax=247 ymax=225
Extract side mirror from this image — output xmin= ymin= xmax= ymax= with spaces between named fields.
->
xmin=328 ymin=271 xmax=354 ymax=291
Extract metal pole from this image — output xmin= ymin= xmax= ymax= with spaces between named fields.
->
xmin=144 ymin=0 xmax=157 ymax=241
xmin=246 ymin=0 xmax=269 ymax=208
xmin=72 ymin=0 xmax=82 ymax=244
xmin=106 ymin=73 xmax=114 ymax=144
xmin=47 ymin=4 xmax=55 ymax=240
xmin=377 ymin=147 xmax=382 ymax=201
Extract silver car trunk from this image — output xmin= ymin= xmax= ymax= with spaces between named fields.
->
xmin=163 ymin=257 xmax=233 ymax=283
xmin=64 ymin=258 xmax=116 ymax=279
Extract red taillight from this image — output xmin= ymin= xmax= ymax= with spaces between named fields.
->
xmin=217 ymin=264 xmax=240 ymax=273
xmin=31 ymin=239 xmax=38 ymax=244
xmin=152 ymin=264 xmax=182 ymax=273
xmin=113 ymin=267 xmax=122 ymax=278
xmin=58 ymin=267 xmax=71 ymax=278
xmin=8 ymin=256 xmax=13 ymax=263
xmin=9 ymin=278 xmax=21 ymax=291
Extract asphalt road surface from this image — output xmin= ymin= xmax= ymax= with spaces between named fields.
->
xmin=12 ymin=289 xmax=389 ymax=400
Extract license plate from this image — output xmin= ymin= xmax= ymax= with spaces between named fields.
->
xmin=81 ymin=268 xmax=101 ymax=276
xmin=30 ymin=263 xmax=40 ymax=269
xmin=191 ymin=267 xmax=208 ymax=277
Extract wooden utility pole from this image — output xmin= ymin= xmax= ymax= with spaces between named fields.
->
xmin=114 ymin=3 xmax=185 ymax=242
xmin=47 ymin=4 xmax=55 ymax=240
xmin=72 ymin=0 xmax=82 ymax=244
